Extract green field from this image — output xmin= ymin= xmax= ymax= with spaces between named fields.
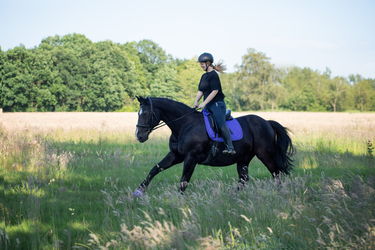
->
xmin=1 ymin=113 xmax=375 ymax=249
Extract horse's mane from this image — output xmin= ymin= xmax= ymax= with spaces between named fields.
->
xmin=150 ymin=97 xmax=198 ymax=113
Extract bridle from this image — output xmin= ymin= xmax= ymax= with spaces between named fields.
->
xmin=136 ymin=98 xmax=198 ymax=134
xmin=136 ymin=98 xmax=159 ymax=134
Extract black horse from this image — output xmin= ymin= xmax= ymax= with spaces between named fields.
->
xmin=134 ymin=97 xmax=294 ymax=197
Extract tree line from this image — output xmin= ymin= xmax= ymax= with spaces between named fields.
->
xmin=1 ymin=33 xmax=374 ymax=112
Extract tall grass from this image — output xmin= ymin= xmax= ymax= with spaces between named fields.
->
xmin=0 ymin=112 xmax=374 ymax=249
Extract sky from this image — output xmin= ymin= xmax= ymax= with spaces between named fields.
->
xmin=1 ymin=0 xmax=375 ymax=78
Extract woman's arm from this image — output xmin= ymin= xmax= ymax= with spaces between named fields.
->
xmin=194 ymin=91 xmax=204 ymax=107
xmin=198 ymin=90 xmax=218 ymax=109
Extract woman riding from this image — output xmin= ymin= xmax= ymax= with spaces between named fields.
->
xmin=193 ymin=52 xmax=236 ymax=155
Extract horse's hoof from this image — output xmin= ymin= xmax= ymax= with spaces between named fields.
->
xmin=133 ymin=188 xmax=144 ymax=198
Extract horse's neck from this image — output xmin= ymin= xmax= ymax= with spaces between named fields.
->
xmin=157 ymin=103 xmax=188 ymax=122
xmin=155 ymin=100 xmax=194 ymax=130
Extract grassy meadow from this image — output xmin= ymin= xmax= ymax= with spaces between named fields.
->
xmin=0 ymin=111 xmax=375 ymax=249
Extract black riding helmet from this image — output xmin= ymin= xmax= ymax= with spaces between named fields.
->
xmin=197 ymin=52 xmax=214 ymax=71
xmin=197 ymin=52 xmax=214 ymax=63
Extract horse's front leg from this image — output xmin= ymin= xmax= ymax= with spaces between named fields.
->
xmin=134 ymin=151 xmax=184 ymax=197
xmin=236 ymin=164 xmax=249 ymax=191
xmin=236 ymin=157 xmax=253 ymax=191
xmin=179 ymin=154 xmax=198 ymax=194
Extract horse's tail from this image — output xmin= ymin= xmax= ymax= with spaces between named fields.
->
xmin=268 ymin=120 xmax=295 ymax=175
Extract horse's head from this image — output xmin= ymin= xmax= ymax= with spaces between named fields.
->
xmin=135 ymin=96 xmax=160 ymax=142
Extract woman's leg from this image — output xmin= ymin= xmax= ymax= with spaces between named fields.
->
xmin=207 ymin=101 xmax=236 ymax=155
xmin=220 ymin=123 xmax=236 ymax=155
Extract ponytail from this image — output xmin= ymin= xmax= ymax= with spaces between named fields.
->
xmin=212 ymin=60 xmax=227 ymax=73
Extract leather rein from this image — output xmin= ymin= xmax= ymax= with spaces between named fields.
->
xmin=136 ymin=98 xmax=198 ymax=134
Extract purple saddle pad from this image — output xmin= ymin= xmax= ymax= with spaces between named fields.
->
xmin=202 ymin=109 xmax=243 ymax=142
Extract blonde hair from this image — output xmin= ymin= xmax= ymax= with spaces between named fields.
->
xmin=212 ymin=60 xmax=227 ymax=73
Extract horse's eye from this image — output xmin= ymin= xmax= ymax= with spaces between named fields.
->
xmin=139 ymin=107 xmax=150 ymax=116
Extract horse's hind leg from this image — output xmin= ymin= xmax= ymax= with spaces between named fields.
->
xmin=236 ymin=155 xmax=254 ymax=191
xmin=257 ymin=152 xmax=282 ymax=189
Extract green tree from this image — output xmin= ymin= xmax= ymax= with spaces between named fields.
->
xmin=281 ymin=67 xmax=327 ymax=111
xmin=268 ymin=68 xmax=288 ymax=111
xmin=135 ymin=39 xmax=168 ymax=89
xmin=350 ymin=74 xmax=375 ymax=112
xmin=370 ymin=78 xmax=375 ymax=111
xmin=175 ymin=58 xmax=202 ymax=105
xmin=0 ymin=46 xmax=4 ymax=110
xmin=236 ymin=48 xmax=283 ymax=110
xmin=150 ymin=63 xmax=177 ymax=98
xmin=86 ymin=41 xmax=138 ymax=111
xmin=37 ymin=34 xmax=139 ymax=111
xmin=136 ymin=39 xmax=168 ymax=71
xmin=2 ymin=35 xmax=142 ymax=112
xmin=4 ymin=33 xmax=373 ymax=113
xmin=328 ymin=76 xmax=347 ymax=112
xmin=1 ymin=45 xmax=37 ymax=111
xmin=121 ymin=42 xmax=148 ymax=95
xmin=221 ymin=71 xmax=242 ymax=111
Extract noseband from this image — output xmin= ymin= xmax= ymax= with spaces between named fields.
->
xmin=136 ymin=98 xmax=198 ymax=134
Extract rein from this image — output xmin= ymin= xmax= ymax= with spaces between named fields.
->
xmin=136 ymin=98 xmax=198 ymax=134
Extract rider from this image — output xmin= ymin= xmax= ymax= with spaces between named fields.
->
xmin=193 ymin=52 xmax=236 ymax=156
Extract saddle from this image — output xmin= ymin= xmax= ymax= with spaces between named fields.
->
xmin=207 ymin=109 xmax=234 ymax=135
xmin=202 ymin=109 xmax=243 ymax=142
xmin=200 ymin=109 xmax=243 ymax=165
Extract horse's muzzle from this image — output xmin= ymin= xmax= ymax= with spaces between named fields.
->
xmin=136 ymin=129 xmax=149 ymax=143
xmin=137 ymin=135 xmax=148 ymax=143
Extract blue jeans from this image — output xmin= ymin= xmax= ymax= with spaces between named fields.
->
xmin=205 ymin=100 xmax=227 ymax=128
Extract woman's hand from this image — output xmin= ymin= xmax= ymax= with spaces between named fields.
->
xmin=193 ymin=102 xmax=205 ymax=109
xmin=198 ymin=103 xmax=205 ymax=109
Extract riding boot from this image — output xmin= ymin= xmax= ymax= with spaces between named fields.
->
xmin=220 ymin=124 xmax=236 ymax=155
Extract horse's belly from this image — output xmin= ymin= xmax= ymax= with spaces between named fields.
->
xmin=203 ymin=154 xmax=239 ymax=166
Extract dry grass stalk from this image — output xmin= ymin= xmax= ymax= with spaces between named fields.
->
xmin=1 ymin=112 xmax=374 ymax=141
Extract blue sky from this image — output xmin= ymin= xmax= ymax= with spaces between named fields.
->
xmin=1 ymin=0 xmax=374 ymax=78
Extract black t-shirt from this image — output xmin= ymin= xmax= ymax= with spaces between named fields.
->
xmin=198 ymin=70 xmax=225 ymax=104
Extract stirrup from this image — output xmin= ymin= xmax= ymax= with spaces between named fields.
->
xmin=223 ymin=148 xmax=236 ymax=155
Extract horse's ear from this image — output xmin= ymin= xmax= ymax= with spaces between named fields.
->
xmin=136 ymin=96 xmax=145 ymax=105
